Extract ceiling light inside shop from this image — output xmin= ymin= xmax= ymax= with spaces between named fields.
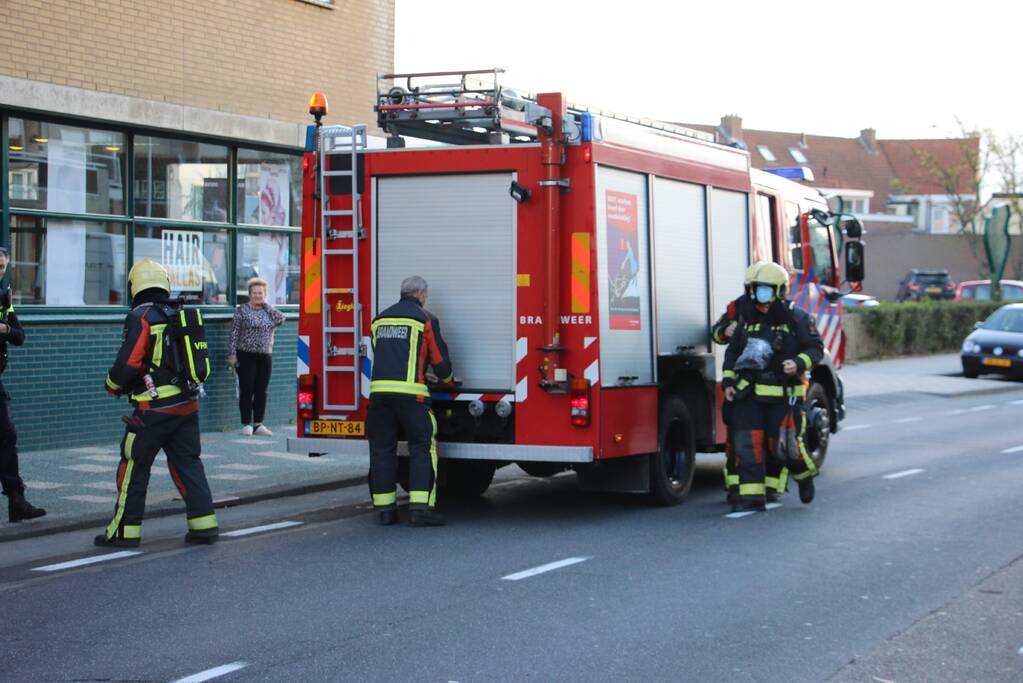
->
xmin=8 ymin=145 xmax=23 ymax=151
xmin=105 ymin=146 xmax=121 ymax=152
xmin=33 ymin=137 xmax=48 ymax=143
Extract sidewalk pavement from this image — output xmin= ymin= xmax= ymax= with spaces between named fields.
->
xmin=2 ymin=422 xmax=369 ymax=542
xmin=5 ymin=353 xmax=1021 ymax=541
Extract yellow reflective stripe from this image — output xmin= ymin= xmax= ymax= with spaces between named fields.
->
xmin=778 ymin=468 xmax=789 ymax=492
xmin=5 ymin=305 xmax=13 ymax=315
xmin=371 ymin=317 xmax=425 ymax=333
xmin=765 ymin=476 xmax=780 ymax=489
xmin=797 ymin=353 xmax=813 ymax=370
xmin=722 ymin=370 xmax=737 ymax=380
xmin=183 ymin=332 xmax=198 ymax=383
xmin=130 ymin=384 xmax=183 ymax=402
xmin=428 ymin=411 xmax=438 ymax=507
xmin=372 ymin=492 xmax=397 ymax=507
xmin=739 ymin=483 xmax=766 ymax=496
xmin=106 ymin=432 xmax=136 ymax=539
xmin=736 ymin=379 xmax=750 ymax=391
xmin=440 ymin=374 xmax=454 ymax=383
xmin=747 ymin=323 xmax=761 ymax=331
xmin=122 ymin=525 xmax=141 ymax=539
xmin=150 ymin=323 xmax=166 ymax=368
xmin=408 ymin=491 xmax=430 ymax=504
xmin=407 ymin=327 xmax=420 ymax=383
xmin=725 ymin=474 xmax=739 ymax=487
xmin=369 ymin=380 xmax=430 ymax=397
xmin=793 ymin=469 xmax=814 ymax=481
xmin=196 ymin=309 xmax=203 ymax=325
xmin=771 ymin=324 xmax=791 ymax=333
xmin=754 ymin=385 xmax=785 ymax=397
xmin=105 ymin=376 xmax=121 ymax=391
xmin=788 ymin=385 xmax=807 ymax=398
xmin=187 ymin=514 xmax=218 ymax=531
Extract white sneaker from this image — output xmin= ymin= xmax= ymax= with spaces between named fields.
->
xmin=254 ymin=425 xmax=273 ymax=436
xmin=241 ymin=425 xmax=253 ymax=436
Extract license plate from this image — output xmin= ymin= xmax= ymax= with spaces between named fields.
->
xmin=308 ymin=419 xmax=365 ymax=436
xmin=927 ymin=287 xmax=941 ymax=293
xmin=983 ymin=357 xmax=1012 ymax=367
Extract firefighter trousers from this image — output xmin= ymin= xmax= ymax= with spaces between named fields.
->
xmin=731 ymin=398 xmax=817 ymax=503
xmin=722 ymin=401 xmax=788 ymax=497
xmin=367 ymin=394 xmax=438 ymax=511
xmin=0 ymin=387 xmax=25 ymax=497
xmin=102 ymin=409 xmax=217 ymax=543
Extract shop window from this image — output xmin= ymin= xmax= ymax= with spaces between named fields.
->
xmin=237 ymin=149 xmax=302 ymax=228
xmin=7 ymin=118 xmax=126 ymax=215
xmin=134 ymin=136 xmax=228 ymax=221
xmin=236 ymin=231 xmax=300 ymax=305
xmin=9 ymin=216 xmax=127 ymax=305
xmin=133 ymin=225 xmax=229 ymax=304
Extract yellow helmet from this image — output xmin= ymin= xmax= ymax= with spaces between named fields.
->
xmin=128 ymin=259 xmax=171 ymax=298
xmin=744 ymin=261 xmax=770 ymax=286
xmin=752 ymin=261 xmax=790 ymax=300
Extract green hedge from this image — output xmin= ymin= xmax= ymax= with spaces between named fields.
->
xmin=847 ymin=300 xmax=1006 ymax=356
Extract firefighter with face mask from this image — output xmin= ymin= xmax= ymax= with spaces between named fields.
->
xmin=721 ymin=262 xmax=823 ymax=512
xmin=96 ymin=259 xmax=218 ymax=547
xmin=367 ymin=275 xmax=454 ymax=527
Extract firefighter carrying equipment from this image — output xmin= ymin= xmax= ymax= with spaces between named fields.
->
xmin=128 ymin=258 xmax=171 ymax=298
xmin=369 ymin=296 xmax=453 ymax=400
xmin=729 ymin=398 xmax=816 ymax=508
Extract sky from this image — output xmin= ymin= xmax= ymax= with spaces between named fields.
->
xmin=395 ymin=0 xmax=1022 ymax=141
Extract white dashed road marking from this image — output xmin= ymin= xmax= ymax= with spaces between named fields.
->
xmin=1001 ymin=445 xmax=1023 ymax=454
xmin=61 ymin=464 xmax=109 ymax=474
xmin=21 ymin=481 xmax=67 ymax=489
xmin=502 ymin=557 xmax=589 ymax=581
xmin=969 ymin=404 xmax=995 ymax=412
xmin=222 ymin=521 xmax=304 ymax=537
xmin=170 ymin=662 xmax=249 ymax=683
xmin=207 ymin=473 xmax=262 ymax=481
xmin=892 ymin=417 xmax=922 ymax=424
xmin=1009 ymin=400 xmax=1023 ymax=406
xmin=32 ymin=551 xmax=142 ymax=573
xmin=844 ymin=424 xmax=871 ymax=431
xmin=765 ymin=502 xmax=783 ymax=510
xmin=725 ymin=510 xmax=757 ymax=519
xmin=883 ymin=468 xmax=925 ymax=480
xmin=253 ymin=450 xmax=335 ymax=463
xmin=61 ymin=495 xmax=113 ymax=504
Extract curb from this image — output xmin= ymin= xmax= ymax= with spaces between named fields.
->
xmin=0 ymin=474 xmax=368 ymax=544
xmin=846 ymin=381 xmax=1021 ymax=405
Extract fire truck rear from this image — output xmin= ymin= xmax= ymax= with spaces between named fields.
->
xmin=287 ymin=69 xmax=866 ymax=503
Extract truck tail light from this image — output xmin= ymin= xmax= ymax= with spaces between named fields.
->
xmin=908 ymin=283 xmax=921 ymax=290
xmin=298 ymin=374 xmax=317 ymax=420
xmin=570 ymin=377 xmax=591 ymax=427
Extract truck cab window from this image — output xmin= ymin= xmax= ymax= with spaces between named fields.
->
xmin=785 ymin=202 xmax=803 ymax=272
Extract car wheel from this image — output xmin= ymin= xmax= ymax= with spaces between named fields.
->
xmin=962 ymin=364 xmax=979 ymax=379
xmin=648 ymin=396 xmax=696 ymax=506
xmin=804 ymin=383 xmax=831 ymax=469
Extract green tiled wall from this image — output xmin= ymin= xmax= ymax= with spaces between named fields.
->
xmin=3 ymin=312 xmax=297 ymax=451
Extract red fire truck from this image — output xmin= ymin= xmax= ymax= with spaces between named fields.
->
xmin=288 ymin=69 xmax=866 ymax=504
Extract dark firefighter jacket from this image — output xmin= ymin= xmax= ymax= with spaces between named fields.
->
xmin=370 ymin=296 xmax=453 ymax=400
xmin=711 ymin=293 xmax=754 ymax=346
xmin=0 ymin=287 xmax=25 ymax=375
xmin=105 ymin=290 xmax=197 ymax=414
xmin=721 ymin=299 xmax=823 ymax=402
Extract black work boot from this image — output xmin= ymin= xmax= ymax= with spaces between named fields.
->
xmin=8 ymin=492 xmax=46 ymax=522
xmin=409 ymin=508 xmax=446 ymax=527
xmin=185 ymin=530 xmax=219 ymax=545
xmin=732 ymin=499 xmax=766 ymax=513
xmin=766 ymin=491 xmax=780 ymax=503
xmin=94 ymin=533 xmax=140 ymax=548
xmin=725 ymin=488 xmax=738 ymax=506
xmin=379 ymin=509 xmax=399 ymax=526
xmin=798 ymin=477 xmax=815 ymax=504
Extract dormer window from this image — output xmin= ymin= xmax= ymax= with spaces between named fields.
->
xmin=757 ymin=145 xmax=776 ymax=162
xmin=789 ymin=148 xmax=808 ymax=163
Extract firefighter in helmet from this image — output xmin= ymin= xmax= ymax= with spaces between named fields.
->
xmin=712 ymin=262 xmax=790 ymax=505
xmin=721 ymin=262 xmax=822 ymax=512
xmin=367 ymin=275 xmax=454 ymax=527
xmin=96 ymin=259 xmax=218 ymax=547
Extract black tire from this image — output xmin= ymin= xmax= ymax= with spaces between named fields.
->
xmin=441 ymin=459 xmax=496 ymax=498
xmin=648 ymin=396 xmax=696 ymax=506
xmin=804 ymin=382 xmax=831 ymax=469
xmin=517 ymin=462 xmax=567 ymax=478
xmin=962 ymin=360 xmax=980 ymax=379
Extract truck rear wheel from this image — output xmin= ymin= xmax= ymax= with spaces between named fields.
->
xmin=648 ymin=396 xmax=696 ymax=506
xmin=804 ymin=382 xmax=831 ymax=469
xmin=441 ymin=460 xmax=496 ymax=498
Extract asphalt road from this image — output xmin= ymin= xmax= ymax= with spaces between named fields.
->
xmin=3 ymin=387 xmax=1023 ymax=682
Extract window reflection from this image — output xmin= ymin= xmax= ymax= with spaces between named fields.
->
xmin=133 ymin=226 xmax=229 ymax=304
xmin=134 ymin=136 xmax=228 ymax=221
xmin=237 ymin=149 xmax=302 ymax=227
xmin=236 ymin=231 xmax=300 ymax=305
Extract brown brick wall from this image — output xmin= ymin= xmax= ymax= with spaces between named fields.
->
xmin=0 ymin=0 xmax=393 ymax=129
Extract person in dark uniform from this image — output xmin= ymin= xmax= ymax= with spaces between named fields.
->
xmin=722 ymin=262 xmax=823 ymax=512
xmin=367 ymin=275 xmax=453 ymax=527
xmin=96 ymin=259 xmax=218 ymax=547
xmin=0 ymin=247 xmax=46 ymax=523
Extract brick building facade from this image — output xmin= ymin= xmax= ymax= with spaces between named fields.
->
xmin=0 ymin=0 xmax=393 ymax=449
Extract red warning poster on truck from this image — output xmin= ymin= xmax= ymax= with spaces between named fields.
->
xmin=605 ymin=190 xmax=641 ymax=330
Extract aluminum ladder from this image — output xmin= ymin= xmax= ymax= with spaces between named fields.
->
xmin=318 ymin=123 xmax=368 ymax=413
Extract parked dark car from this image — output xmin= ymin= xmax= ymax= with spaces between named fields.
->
xmin=896 ymin=269 xmax=956 ymax=302
xmin=961 ymin=303 xmax=1023 ymax=378
xmin=955 ymin=279 xmax=1023 ymax=301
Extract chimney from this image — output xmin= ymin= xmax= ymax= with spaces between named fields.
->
xmin=720 ymin=114 xmax=743 ymax=144
xmin=859 ymin=128 xmax=877 ymax=154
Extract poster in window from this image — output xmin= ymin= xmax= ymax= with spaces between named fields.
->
xmin=242 ymin=164 xmax=290 ymax=226
xmin=162 ymin=229 xmax=203 ymax=292
xmin=45 ymin=127 xmax=87 ymax=304
xmin=605 ymin=190 xmax=641 ymax=330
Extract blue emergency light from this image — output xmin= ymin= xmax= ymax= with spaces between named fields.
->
xmin=304 ymin=124 xmax=318 ymax=152
xmin=765 ymin=166 xmax=815 ymax=182
xmin=580 ymin=112 xmax=594 ymax=142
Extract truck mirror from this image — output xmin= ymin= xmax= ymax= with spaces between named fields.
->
xmin=844 ymin=240 xmax=865 ymax=283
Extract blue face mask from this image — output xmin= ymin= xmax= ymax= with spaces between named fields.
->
xmin=754 ymin=285 xmax=775 ymax=304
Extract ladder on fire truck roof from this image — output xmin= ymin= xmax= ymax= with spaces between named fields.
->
xmin=376 ymin=68 xmax=713 ymax=146
xmin=318 ymin=123 xmax=368 ymax=413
